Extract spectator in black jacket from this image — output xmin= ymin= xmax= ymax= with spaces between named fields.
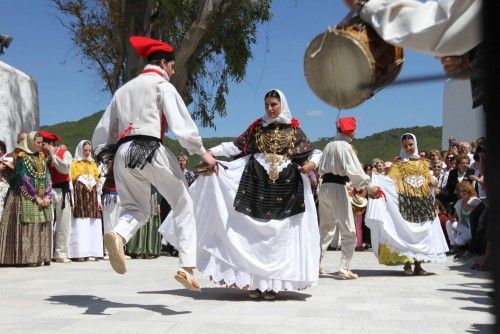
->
xmin=441 ymin=154 xmax=475 ymax=205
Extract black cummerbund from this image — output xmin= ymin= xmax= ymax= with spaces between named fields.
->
xmin=322 ymin=173 xmax=349 ymax=185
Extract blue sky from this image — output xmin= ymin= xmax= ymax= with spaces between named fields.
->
xmin=0 ymin=0 xmax=444 ymax=140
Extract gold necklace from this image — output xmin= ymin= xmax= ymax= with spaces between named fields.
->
xmin=255 ymin=125 xmax=296 ymax=181
xmin=24 ymin=153 xmax=47 ymax=179
xmin=396 ymin=159 xmax=427 ymax=178
xmin=23 ymin=153 xmax=47 ymax=198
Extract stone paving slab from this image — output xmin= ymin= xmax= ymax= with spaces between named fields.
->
xmin=0 ymin=251 xmax=494 ymax=334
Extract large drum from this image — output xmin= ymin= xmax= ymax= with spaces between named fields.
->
xmin=304 ymin=17 xmax=404 ymax=109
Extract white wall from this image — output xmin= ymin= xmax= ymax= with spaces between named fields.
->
xmin=0 ymin=60 xmax=39 ymax=152
xmin=442 ymin=78 xmax=485 ymax=149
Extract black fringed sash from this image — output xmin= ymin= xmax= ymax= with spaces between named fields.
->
xmin=95 ymin=135 xmax=161 ymax=170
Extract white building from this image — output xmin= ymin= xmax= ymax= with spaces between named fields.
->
xmin=0 ymin=60 xmax=39 ymax=152
xmin=442 ymin=78 xmax=485 ymax=149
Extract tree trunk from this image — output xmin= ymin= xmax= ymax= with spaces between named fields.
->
xmin=122 ymin=0 xmax=154 ymax=83
xmin=172 ymin=0 xmax=229 ymax=97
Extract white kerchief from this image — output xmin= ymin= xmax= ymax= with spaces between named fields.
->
xmin=399 ymin=133 xmax=420 ymax=161
xmin=74 ymin=140 xmax=94 ymax=162
xmin=261 ymin=89 xmax=292 ymax=127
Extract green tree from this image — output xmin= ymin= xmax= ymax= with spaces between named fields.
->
xmin=51 ymin=0 xmax=272 ymax=128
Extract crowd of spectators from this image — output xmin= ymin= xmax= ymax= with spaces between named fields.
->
xmin=0 ymin=133 xmax=194 ymax=266
xmin=0 ymin=133 xmax=490 ymax=272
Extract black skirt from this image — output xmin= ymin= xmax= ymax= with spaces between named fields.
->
xmin=234 ymin=156 xmax=305 ymax=220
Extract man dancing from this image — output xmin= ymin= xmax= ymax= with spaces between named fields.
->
xmin=317 ymin=117 xmax=382 ymax=279
xmin=92 ymin=36 xmax=217 ymax=290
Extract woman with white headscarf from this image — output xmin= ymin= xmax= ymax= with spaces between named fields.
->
xmin=366 ymin=133 xmax=449 ymax=275
xmin=0 ymin=131 xmax=53 ymax=266
xmin=67 ymin=140 xmax=103 ymax=261
xmin=160 ymin=89 xmax=322 ymax=300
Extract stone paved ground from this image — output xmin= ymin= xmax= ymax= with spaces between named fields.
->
xmin=0 ymin=251 xmax=494 ymax=334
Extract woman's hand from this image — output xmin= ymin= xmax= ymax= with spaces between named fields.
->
xmin=298 ymin=161 xmax=316 ymax=174
xmin=42 ymin=197 xmax=52 ymax=207
xmin=35 ymin=197 xmax=44 ymax=207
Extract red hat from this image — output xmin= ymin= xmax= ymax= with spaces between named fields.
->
xmin=39 ymin=130 xmax=62 ymax=143
xmin=129 ymin=36 xmax=174 ymax=61
xmin=336 ymin=117 xmax=356 ymax=135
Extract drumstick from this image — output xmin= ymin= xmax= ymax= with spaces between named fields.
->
xmin=361 ymin=69 xmax=481 ymax=88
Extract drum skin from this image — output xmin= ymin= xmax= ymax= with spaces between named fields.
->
xmin=304 ymin=19 xmax=404 ymax=109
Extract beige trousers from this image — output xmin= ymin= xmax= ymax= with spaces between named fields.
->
xmin=318 ymin=182 xmax=356 ymax=271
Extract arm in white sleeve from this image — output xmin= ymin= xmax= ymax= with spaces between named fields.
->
xmin=92 ymin=97 xmax=119 ymax=147
xmin=51 ymin=150 xmax=72 ymax=174
xmin=307 ymin=149 xmax=323 ymax=166
xmin=160 ymin=83 xmax=206 ymax=156
xmin=96 ymin=175 xmax=105 ymax=205
xmin=209 ymin=142 xmax=242 ymax=157
xmin=341 ymin=146 xmax=373 ymax=191
xmin=360 ymin=0 xmax=482 ymax=56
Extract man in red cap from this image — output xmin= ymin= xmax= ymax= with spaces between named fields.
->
xmin=40 ymin=130 xmax=74 ymax=263
xmin=316 ymin=116 xmax=382 ymax=279
xmin=92 ymin=35 xmax=217 ymax=290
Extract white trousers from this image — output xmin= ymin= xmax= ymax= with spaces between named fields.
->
xmin=113 ymin=142 xmax=196 ymax=267
xmin=52 ymin=188 xmax=73 ymax=259
xmin=102 ymin=193 xmax=120 ymax=254
xmin=446 ymin=220 xmax=472 ymax=246
xmin=318 ymin=182 xmax=356 ymax=270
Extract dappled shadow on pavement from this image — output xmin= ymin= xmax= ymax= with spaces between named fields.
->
xmin=46 ymin=295 xmax=190 ymax=316
xmin=439 ymin=283 xmax=495 ymax=333
xmin=138 ymin=287 xmax=311 ymax=301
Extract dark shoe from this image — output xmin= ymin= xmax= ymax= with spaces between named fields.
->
xmin=355 ymin=246 xmax=364 ymax=251
xmin=248 ymin=289 xmax=262 ymax=299
xmin=414 ymin=267 xmax=429 ymax=276
xmin=264 ymin=290 xmax=277 ymax=300
xmin=403 ymin=262 xmax=413 ymax=275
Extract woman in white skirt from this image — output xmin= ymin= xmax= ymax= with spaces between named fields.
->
xmin=161 ymin=89 xmax=321 ymax=300
xmin=366 ymin=133 xmax=449 ymax=275
xmin=68 ymin=140 xmax=103 ymax=261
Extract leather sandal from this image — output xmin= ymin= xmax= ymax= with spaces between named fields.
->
xmin=103 ymin=232 xmax=127 ymax=274
xmin=175 ymin=268 xmax=201 ymax=291
xmin=337 ymin=269 xmax=359 ymax=279
xmin=55 ymin=258 xmax=71 ymax=263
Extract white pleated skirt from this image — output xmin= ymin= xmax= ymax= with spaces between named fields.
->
xmin=366 ymin=174 xmax=448 ymax=263
xmin=160 ymin=155 xmax=320 ymax=292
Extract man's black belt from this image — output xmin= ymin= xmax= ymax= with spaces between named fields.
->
xmin=117 ymin=135 xmax=161 ymax=146
xmin=322 ymin=173 xmax=349 ymax=185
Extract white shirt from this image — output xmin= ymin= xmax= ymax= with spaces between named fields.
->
xmin=92 ymin=65 xmax=206 ymax=156
xmin=317 ymin=133 xmax=374 ymax=191
xmin=361 ymin=0 xmax=482 ymax=56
